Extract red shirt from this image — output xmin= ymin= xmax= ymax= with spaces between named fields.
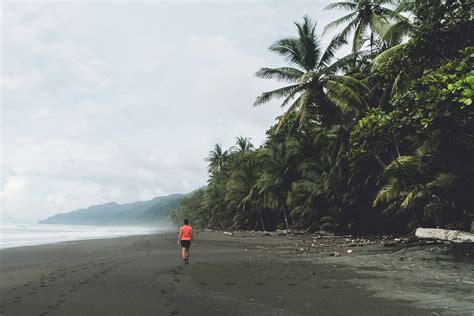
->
xmin=180 ymin=225 xmax=192 ymax=241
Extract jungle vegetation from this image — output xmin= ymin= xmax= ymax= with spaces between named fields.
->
xmin=171 ymin=0 xmax=473 ymax=234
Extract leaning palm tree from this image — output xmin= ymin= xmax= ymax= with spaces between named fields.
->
xmin=254 ymin=16 xmax=370 ymax=130
xmin=323 ymin=0 xmax=399 ymax=53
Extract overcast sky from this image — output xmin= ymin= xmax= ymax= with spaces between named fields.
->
xmin=1 ymin=0 xmax=346 ymax=223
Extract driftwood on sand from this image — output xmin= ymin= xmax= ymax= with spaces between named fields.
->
xmin=415 ymin=228 xmax=474 ymax=243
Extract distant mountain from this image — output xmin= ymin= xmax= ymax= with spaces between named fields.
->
xmin=39 ymin=193 xmax=187 ymax=226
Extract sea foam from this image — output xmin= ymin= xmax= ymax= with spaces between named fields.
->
xmin=0 ymin=223 xmax=161 ymax=249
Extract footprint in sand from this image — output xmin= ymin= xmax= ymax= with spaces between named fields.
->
xmin=171 ymin=311 xmax=179 ymax=315
xmin=287 ymin=283 xmax=296 ymax=286
xmin=198 ymin=282 xmax=207 ymax=286
xmin=254 ymin=282 xmax=264 ymax=286
xmin=226 ymin=282 xmax=237 ymax=286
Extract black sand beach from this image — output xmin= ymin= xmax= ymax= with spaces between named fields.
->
xmin=0 ymin=231 xmax=473 ymax=315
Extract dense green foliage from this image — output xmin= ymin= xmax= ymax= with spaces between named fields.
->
xmin=171 ymin=0 xmax=473 ymax=234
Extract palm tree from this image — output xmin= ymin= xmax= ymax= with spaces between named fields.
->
xmin=257 ymin=142 xmax=295 ymax=230
xmin=225 ymin=156 xmax=262 ymax=229
xmin=254 ymin=16 xmax=370 ymax=129
xmin=323 ymin=0 xmax=399 ymax=53
xmin=231 ymin=136 xmax=254 ymax=155
xmin=373 ymin=155 xmax=459 ymax=228
xmin=205 ymin=144 xmax=229 ymax=175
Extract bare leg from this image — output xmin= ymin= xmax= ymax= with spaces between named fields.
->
xmin=181 ymin=247 xmax=186 ymax=260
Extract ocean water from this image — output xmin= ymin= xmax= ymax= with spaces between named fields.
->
xmin=0 ymin=223 xmax=162 ymax=249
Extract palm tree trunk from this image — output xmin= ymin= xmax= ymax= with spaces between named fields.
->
xmin=370 ymin=32 xmax=374 ymax=54
xmin=372 ymin=152 xmax=387 ymax=168
xmin=258 ymin=209 xmax=266 ymax=231
xmin=280 ymin=199 xmax=290 ymax=230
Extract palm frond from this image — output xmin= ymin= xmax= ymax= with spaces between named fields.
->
xmin=254 ymin=84 xmax=300 ymax=106
xmin=323 ymin=12 xmax=358 ymax=35
xmin=384 ymin=155 xmax=419 ymax=173
xmin=427 ymin=173 xmax=457 ymax=190
xmin=294 ymin=15 xmax=321 ymax=70
xmin=324 ymin=2 xmax=357 ymax=11
xmin=369 ymin=13 xmax=390 ymax=38
xmin=270 ymin=38 xmax=304 ymax=66
xmin=255 ymin=67 xmax=304 ymax=82
xmin=324 ymin=75 xmax=371 ymax=106
xmin=352 ymin=20 xmax=367 ymax=52
xmin=325 ymin=50 xmax=370 ymax=73
xmin=373 ymin=183 xmax=400 ymax=206
xmin=325 ymin=81 xmax=368 ymax=113
xmin=371 ymin=43 xmax=405 ymax=71
xmin=275 ymin=95 xmax=301 ymax=132
xmin=319 ymin=36 xmax=347 ymax=68
xmin=383 ymin=20 xmax=412 ymax=43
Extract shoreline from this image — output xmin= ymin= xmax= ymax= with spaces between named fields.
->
xmin=1 ymin=231 xmax=472 ymax=315
xmin=0 ymin=223 xmax=171 ymax=250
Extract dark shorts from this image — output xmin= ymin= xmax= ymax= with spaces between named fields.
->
xmin=181 ymin=240 xmax=191 ymax=248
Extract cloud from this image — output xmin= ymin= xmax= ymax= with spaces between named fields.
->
xmin=1 ymin=1 xmax=342 ymax=222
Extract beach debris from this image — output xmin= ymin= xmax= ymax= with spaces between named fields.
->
xmin=224 ymin=231 xmax=234 ymax=236
xmin=277 ymin=230 xmax=288 ymax=236
xmin=244 ymin=248 xmax=248 ymax=252
xmin=382 ymin=241 xmax=397 ymax=247
xmin=399 ymin=257 xmax=404 ymax=261
xmin=347 ymin=249 xmax=353 ymax=254
xmin=415 ymin=228 xmax=474 ymax=243
xmin=262 ymin=231 xmax=273 ymax=236
xmin=292 ymin=230 xmax=305 ymax=235
xmin=329 ymin=252 xmax=340 ymax=257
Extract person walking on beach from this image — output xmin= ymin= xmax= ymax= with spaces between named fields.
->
xmin=178 ymin=219 xmax=192 ymax=264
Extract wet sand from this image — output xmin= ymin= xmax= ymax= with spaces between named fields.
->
xmin=0 ymin=231 xmax=472 ymax=315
